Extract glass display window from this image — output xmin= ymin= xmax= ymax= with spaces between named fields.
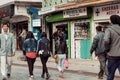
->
xmin=74 ymin=21 xmax=90 ymax=39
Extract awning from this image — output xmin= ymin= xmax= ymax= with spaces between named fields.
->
xmin=10 ymin=15 xmax=29 ymax=23
xmin=55 ymin=0 xmax=118 ymax=11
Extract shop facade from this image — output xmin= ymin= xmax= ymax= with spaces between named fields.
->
xmin=0 ymin=1 xmax=42 ymax=50
xmin=46 ymin=7 xmax=92 ymax=59
xmin=93 ymin=3 xmax=120 ymax=38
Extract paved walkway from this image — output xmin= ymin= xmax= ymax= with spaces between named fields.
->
xmin=13 ymin=51 xmax=119 ymax=77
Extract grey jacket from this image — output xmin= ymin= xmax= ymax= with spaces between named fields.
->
xmin=104 ymin=24 xmax=120 ymax=58
xmin=90 ymin=31 xmax=105 ymax=55
xmin=0 ymin=33 xmax=16 ymax=56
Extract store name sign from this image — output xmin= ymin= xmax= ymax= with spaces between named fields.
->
xmin=94 ymin=4 xmax=120 ymax=20
xmin=63 ymin=7 xmax=87 ymax=18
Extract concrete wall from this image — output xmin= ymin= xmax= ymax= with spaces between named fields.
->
xmin=0 ymin=0 xmax=42 ymax=6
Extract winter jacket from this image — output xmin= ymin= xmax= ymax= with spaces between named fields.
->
xmin=55 ymin=39 xmax=68 ymax=58
xmin=104 ymin=24 xmax=120 ymax=59
xmin=90 ymin=31 xmax=105 ymax=56
xmin=38 ymin=38 xmax=50 ymax=52
xmin=23 ymin=38 xmax=37 ymax=53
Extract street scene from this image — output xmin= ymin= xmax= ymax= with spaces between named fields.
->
xmin=0 ymin=51 xmax=119 ymax=80
xmin=0 ymin=0 xmax=120 ymax=80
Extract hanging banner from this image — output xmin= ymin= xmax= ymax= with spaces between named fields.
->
xmin=94 ymin=4 xmax=120 ymax=20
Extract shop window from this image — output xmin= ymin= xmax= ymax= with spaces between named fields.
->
xmin=74 ymin=22 xmax=90 ymax=39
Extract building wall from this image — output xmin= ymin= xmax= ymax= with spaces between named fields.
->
xmin=14 ymin=5 xmax=29 ymax=16
xmin=0 ymin=0 xmax=42 ymax=6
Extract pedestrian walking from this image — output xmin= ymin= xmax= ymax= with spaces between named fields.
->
xmin=104 ymin=15 xmax=120 ymax=80
xmin=54 ymin=33 xmax=68 ymax=78
xmin=20 ymin=28 xmax=27 ymax=61
xmin=38 ymin=32 xmax=51 ymax=79
xmin=90 ymin=26 xmax=107 ymax=79
xmin=0 ymin=23 xmax=16 ymax=80
xmin=23 ymin=31 xmax=37 ymax=79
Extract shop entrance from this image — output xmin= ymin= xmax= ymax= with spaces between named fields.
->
xmin=52 ymin=23 xmax=68 ymax=55
xmin=12 ymin=21 xmax=28 ymax=50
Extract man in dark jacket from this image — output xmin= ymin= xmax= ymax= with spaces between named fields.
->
xmin=90 ymin=26 xmax=107 ymax=79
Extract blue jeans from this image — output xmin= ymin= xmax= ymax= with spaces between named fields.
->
xmin=107 ymin=59 xmax=120 ymax=80
xmin=57 ymin=54 xmax=66 ymax=72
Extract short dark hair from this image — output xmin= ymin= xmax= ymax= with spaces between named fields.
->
xmin=2 ymin=23 xmax=9 ymax=27
xmin=41 ymin=32 xmax=47 ymax=38
xmin=96 ymin=26 xmax=102 ymax=31
xmin=110 ymin=15 xmax=120 ymax=26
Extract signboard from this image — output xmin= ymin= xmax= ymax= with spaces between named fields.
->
xmin=63 ymin=8 xmax=87 ymax=18
xmin=32 ymin=19 xmax=41 ymax=27
xmin=39 ymin=0 xmax=68 ymax=15
xmin=94 ymin=4 xmax=120 ymax=20
xmin=0 ymin=5 xmax=14 ymax=18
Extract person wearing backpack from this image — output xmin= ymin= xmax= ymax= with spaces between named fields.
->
xmin=23 ymin=31 xmax=37 ymax=79
xmin=38 ymin=32 xmax=51 ymax=79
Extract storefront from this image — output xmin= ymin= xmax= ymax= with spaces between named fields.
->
xmin=46 ymin=7 xmax=92 ymax=59
xmin=93 ymin=3 xmax=120 ymax=37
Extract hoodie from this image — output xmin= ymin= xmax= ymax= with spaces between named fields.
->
xmin=104 ymin=24 xmax=120 ymax=59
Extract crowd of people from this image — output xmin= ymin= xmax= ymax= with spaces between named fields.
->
xmin=0 ymin=23 xmax=68 ymax=80
xmin=0 ymin=14 xmax=120 ymax=80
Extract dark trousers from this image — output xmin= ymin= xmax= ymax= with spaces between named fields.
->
xmin=26 ymin=57 xmax=36 ymax=75
xmin=97 ymin=54 xmax=107 ymax=78
xmin=40 ymin=56 xmax=49 ymax=74
xmin=107 ymin=59 xmax=120 ymax=80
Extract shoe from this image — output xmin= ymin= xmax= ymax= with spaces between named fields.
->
xmin=98 ymin=76 xmax=103 ymax=79
xmin=7 ymin=73 xmax=10 ymax=78
xmin=46 ymin=73 xmax=50 ymax=79
xmin=41 ymin=74 xmax=45 ymax=78
xmin=2 ymin=77 xmax=7 ymax=80
xmin=30 ymin=75 xmax=34 ymax=78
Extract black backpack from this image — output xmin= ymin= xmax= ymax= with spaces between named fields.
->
xmin=40 ymin=39 xmax=51 ymax=57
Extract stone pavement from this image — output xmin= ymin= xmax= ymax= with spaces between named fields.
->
xmin=13 ymin=51 xmax=119 ymax=77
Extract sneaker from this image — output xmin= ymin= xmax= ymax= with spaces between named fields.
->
xmin=7 ymin=73 xmax=10 ymax=78
xmin=30 ymin=75 xmax=34 ymax=78
xmin=41 ymin=74 xmax=45 ymax=78
xmin=46 ymin=73 xmax=50 ymax=79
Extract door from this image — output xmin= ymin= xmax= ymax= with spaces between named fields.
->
xmin=80 ymin=40 xmax=90 ymax=59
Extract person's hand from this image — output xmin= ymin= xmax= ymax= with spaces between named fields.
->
xmin=12 ymin=52 xmax=15 ymax=56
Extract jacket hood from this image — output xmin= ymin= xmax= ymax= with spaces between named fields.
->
xmin=110 ymin=24 xmax=120 ymax=34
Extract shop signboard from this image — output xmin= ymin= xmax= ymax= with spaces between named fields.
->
xmin=63 ymin=7 xmax=87 ymax=18
xmin=39 ymin=0 xmax=68 ymax=15
xmin=0 ymin=5 xmax=14 ymax=18
xmin=94 ymin=4 xmax=120 ymax=20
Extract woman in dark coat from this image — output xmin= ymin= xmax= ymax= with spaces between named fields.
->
xmin=38 ymin=32 xmax=50 ymax=79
